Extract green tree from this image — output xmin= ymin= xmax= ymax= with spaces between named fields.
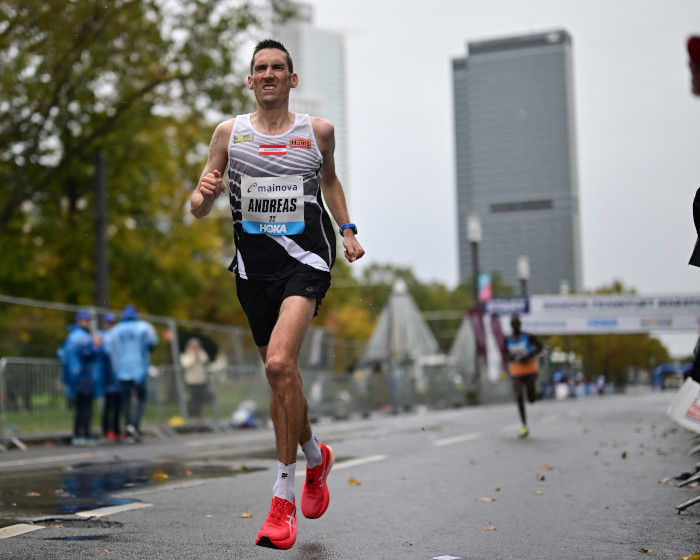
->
xmin=0 ymin=0 xmax=293 ymax=318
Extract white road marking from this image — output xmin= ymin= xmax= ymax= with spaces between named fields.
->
xmin=115 ymin=479 xmax=213 ymax=498
xmin=432 ymin=432 xmax=482 ymax=447
xmin=333 ymin=455 xmax=387 ymax=470
xmin=0 ymin=523 xmax=45 ymax=539
xmin=76 ymin=502 xmax=153 ymax=518
xmin=0 ymin=452 xmax=102 ymax=470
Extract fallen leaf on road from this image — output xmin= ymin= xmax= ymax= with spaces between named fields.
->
xmin=152 ymin=470 xmax=169 ymax=482
xmin=26 ymin=492 xmax=40 ymax=497
xmin=537 ymin=474 xmax=546 ymax=481
xmin=621 ymin=451 xmax=627 ymax=459
xmin=483 ymin=526 xmax=497 ymax=531
xmin=493 ymin=487 xmax=501 ymax=492
xmin=534 ymin=491 xmax=544 ymax=495
xmin=540 ymin=464 xmax=554 ymax=471
xmin=240 ymin=511 xmax=252 ymax=518
xmin=679 ymin=555 xmax=700 ymax=560
xmin=638 ymin=548 xmax=651 ymax=553
xmin=348 ymin=477 xmax=362 ymax=486
xmin=476 ymin=497 xmax=495 ymax=502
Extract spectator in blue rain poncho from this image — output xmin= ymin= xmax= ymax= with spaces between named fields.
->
xmin=58 ymin=310 xmax=101 ymax=445
xmin=106 ymin=305 xmax=158 ymax=441
xmin=97 ymin=313 xmax=121 ymax=441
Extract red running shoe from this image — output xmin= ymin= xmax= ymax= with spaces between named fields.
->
xmin=301 ymin=442 xmax=335 ymax=519
xmin=255 ymin=497 xmax=297 ymax=549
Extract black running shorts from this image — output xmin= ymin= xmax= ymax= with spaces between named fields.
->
xmin=235 ymin=268 xmax=331 ymax=347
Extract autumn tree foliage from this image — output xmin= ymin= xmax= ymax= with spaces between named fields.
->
xmin=0 ymin=0 xmax=293 ymax=322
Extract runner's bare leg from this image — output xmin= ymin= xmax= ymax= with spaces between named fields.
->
xmin=258 ymin=296 xmax=315 ymax=464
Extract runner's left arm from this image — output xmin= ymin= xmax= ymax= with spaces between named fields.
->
xmin=313 ymin=117 xmax=365 ymax=263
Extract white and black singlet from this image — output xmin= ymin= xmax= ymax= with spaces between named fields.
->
xmin=226 ymin=113 xmax=336 ymax=280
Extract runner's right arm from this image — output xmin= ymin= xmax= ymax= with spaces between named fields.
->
xmin=190 ymin=120 xmax=233 ymax=219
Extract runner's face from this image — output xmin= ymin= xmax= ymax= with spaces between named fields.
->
xmin=248 ymin=49 xmax=297 ymax=106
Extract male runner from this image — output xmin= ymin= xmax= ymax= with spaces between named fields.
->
xmin=506 ymin=314 xmax=543 ymax=439
xmin=190 ymin=39 xmax=364 ymax=550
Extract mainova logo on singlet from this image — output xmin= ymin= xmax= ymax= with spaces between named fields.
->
xmin=241 ymin=175 xmax=304 ymax=235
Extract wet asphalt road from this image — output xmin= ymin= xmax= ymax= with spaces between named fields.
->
xmin=0 ymin=389 xmax=698 ymax=560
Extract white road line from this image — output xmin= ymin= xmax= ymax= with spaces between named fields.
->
xmin=297 ymin=454 xmax=386 ymax=476
xmin=333 ymin=455 xmax=387 ymax=470
xmin=0 ymin=451 xmax=103 ymax=470
xmin=432 ymin=432 xmax=482 ymax=447
xmin=76 ymin=502 xmax=153 ymax=518
xmin=0 ymin=523 xmax=45 ymax=539
xmin=115 ymin=479 xmax=213 ymax=498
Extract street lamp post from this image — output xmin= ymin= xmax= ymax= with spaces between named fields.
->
xmin=467 ymin=213 xmax=482 ymax=389
xmin=517 ymin=255 xmax=530 ymax=298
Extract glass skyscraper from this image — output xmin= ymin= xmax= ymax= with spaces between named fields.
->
xmin=276 ymin=4 xmax=349 ymax=193
xmin=452 ymin=30 xmax=582 ymax=295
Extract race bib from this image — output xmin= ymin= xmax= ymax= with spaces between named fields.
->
xmin=240 ymin=175 xmax=305 ymax=235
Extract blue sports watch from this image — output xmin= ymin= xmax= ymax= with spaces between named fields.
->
xmin=339 ymin=223 xmax=357 ymax=236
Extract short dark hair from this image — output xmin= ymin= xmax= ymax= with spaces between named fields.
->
xmin=250 ymin=39 xmax=293 ymax=74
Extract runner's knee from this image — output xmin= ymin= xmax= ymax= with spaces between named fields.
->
xmin=265 ymin=356 xmax=298 ymax=389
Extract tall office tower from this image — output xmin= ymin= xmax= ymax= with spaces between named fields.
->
xmin=276 ymin=4 xmax=349 ymax=193
xmin=452 ymin=30 xmax=582 ymax=296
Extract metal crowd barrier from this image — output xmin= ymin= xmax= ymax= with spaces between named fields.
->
xmin=1 ymin=355 xmax=489 ymax=451
xmin=0 ymin=357 xmax=68 ymax=451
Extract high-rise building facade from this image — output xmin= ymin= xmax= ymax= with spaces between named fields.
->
xmin=452 ymin=30 xmax=582 ymax=295
xmin=276 ymin=4 xmax=349 ymax=192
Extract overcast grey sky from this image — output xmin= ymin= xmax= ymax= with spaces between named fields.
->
xmin=298 ymin=0 xmax=699 ymax=289
xmin=294 ymin=0 xmax=700 ymax=354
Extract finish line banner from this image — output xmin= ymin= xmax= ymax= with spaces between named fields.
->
xmin=488 ymin=294 xmax=700 ymax=334
xmin=516 ymin=314 xmax=700 ymax=334
xmin=529 ymin=294 xmax=700 ymax=317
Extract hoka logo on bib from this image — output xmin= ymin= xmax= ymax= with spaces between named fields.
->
xmin=242 ymin=221 xmax=305 ymax=235
xmin=261 ymin=224 xmax=287 ymax=234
